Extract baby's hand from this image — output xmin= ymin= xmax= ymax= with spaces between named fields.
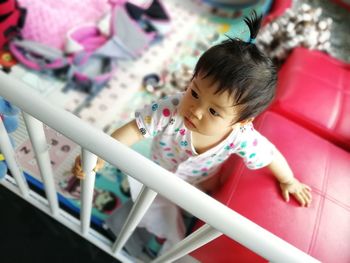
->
xmin=279 ymin=178 xmax=312 ymax=207
xmin=71 ymin=156 xmax=105 ymax=180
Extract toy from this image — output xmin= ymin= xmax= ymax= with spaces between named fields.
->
xmin=0 ymin=96 xmax=19 ymax=180
xmin=256 ymin=3 xmax=332 ymax=65
xmin=0 ymin=49 xmax=17 ymax=73
xmin=0 ymin=0 xmax=26 ymax=49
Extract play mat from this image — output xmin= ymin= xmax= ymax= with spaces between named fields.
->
xmin=7 ymin=0 xmax=273 ymax=239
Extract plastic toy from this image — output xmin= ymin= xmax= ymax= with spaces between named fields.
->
xmin=0 ymin=96 xmax=19 ymax=180
xmin=0 ymin=0 xmax=26 ymax=49
xmin=0 ymin=49 xmax=17 ymax=73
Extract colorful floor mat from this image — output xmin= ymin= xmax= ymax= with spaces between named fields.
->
xmin=11 ymin=0 xmax=275 ymax=259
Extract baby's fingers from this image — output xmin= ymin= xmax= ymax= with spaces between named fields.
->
xmin=294 ymin=189 xmax=312 ymax=207
xmin=294 ymin=191 xmax=307 ymax=207
xmin=281 ymin=188 xmax=290 ymax=202
xmin=302 ymin=186 xmax=312 ymax=207
xmin=76 ymin=173 xmax=86 ymax=180
xmin=72 ymin=167 xmax=85 ymax=179
xmin=74 ymin=156 xmax=82 ymax=168
xmin=94 ymin=160 xmax=105 ymax=172
xmin=75 ymin=169 xmax=86 ymax=180
xmin=303 ymin=184 xmax=312 ymax=192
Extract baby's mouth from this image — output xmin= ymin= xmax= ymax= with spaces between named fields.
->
xmin=184 ymin=117 xmax=196 ymax=128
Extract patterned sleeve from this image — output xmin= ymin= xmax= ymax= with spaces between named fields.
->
xmin=232 ymin=123 xmax=276 ymax=170
xmin=134 ymin=94 xmax=182 ymax=138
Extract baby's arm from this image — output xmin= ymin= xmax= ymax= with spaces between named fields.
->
xmin=109 ymin=119 xmax=144 ymax=145
xmin=267 ymin=148 xmax=312 ymax=207
xmin=72 ymin=120 xmax=143 ymax=179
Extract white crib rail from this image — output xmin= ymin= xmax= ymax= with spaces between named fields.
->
xmin=0 ymin=72 xmax=319 ymax=263
xmin=113 ymin=186 xmax=157 ymax=254
xmin=22 ymin=112 xmax=59 ymax=216
xmin=154 ymin=224 xmax=221 ymax=263
xmin=0 ymin=116 xmax=29 ymax=197
xmin=80 ymin=149 xmax=98 ymax=235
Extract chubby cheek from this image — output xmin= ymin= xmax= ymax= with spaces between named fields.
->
xmin=198 ymin=118 xmax=219 ymax=134
xmin=178 ymin=97 xmax=189 ymax=117
xmin=178 ymin=102 xmax=184 ymax=117
xmin=201 ymin=118 xmax=232 ymax=135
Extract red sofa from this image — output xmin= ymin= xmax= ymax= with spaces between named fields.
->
xmin=332 ymin=0 xmax=350 ymax=11
xmin=191 ymin=45 xmax=350 ymax=263
xmin=273 ymin=47 xmax=350 ymax=151
xmin=191 ymin=1 xmax=350 ymax=261
xmin=262 ymin=0 xmax=291 ymax=25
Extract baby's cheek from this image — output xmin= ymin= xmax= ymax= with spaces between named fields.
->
xmin=202 ymin=121 xmax=216 ymax=133
xmin=178 ymin=104 xmax=185 ymax=117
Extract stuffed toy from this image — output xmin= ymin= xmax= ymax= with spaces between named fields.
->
xmin=0 ymin=96 xmax=19 ymax=180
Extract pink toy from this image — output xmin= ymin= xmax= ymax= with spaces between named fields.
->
xmin=0 ymin=0 xmax=26 ymax=48
xmin=9 ymin=39 xmax=70 ymax=71
xmin=17 ymin=0 xmax=110 ymax=50
xmin=65 ymin=24 xmax=108 ymax=54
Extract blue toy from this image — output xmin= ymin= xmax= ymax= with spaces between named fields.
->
xmin=0 ymin=96 xmax=19 ymax=180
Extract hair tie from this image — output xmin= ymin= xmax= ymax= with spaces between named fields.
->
xmin=248 ymin=37 xmax=256 ymax=44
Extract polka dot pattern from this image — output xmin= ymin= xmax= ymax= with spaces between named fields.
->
xmin=134 ymin=93 xmax=275 ymax=182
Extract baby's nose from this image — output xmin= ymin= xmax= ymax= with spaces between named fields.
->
xmin=190 ymin=106 xmax=203 ymax=119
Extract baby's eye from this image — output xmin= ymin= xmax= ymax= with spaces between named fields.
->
xmin=209 ymin=108 xmax=220 ymax=116
xmin=191 ymin=89 xmax=199 ymax=99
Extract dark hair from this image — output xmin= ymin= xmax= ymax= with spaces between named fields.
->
xmin=193 ymin=11 xmax=277 ymax=123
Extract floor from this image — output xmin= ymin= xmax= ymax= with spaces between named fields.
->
xmin=0 ymin=186 xmax=120 ymax=263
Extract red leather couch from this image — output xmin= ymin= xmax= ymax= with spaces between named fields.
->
xmin=332 ymin=0 xmax=350 ymax=11
xmin=191 ymin=11 xmax=350 ymax=263
xmin=190 ymin=1 xmax=350 ymax=261
xmin=191 ymin=111 xmax=350 ymax=262
xmin=273 ymin=47 xmax=350 ymax=151
xmin=262 ymin=0 xmax=291 ymax=25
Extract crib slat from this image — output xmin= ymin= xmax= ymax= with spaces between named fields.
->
xmin=22 ymin=112 xmax=59 ymax=216
xmin=0 ymin=115 xmax=29 ymax=197
xmin=112 ymin=185 xmax=157 ymax=254
xmin=152 ymin=224 xmax=221 ymax=263
xmin=80 ymin=149 xmax=98 ymax=235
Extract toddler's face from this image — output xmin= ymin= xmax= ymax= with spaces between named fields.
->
xmin=179 ymin=74 xmax=241 ymax=137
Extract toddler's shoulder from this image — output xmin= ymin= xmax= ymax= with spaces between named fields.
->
xmin=234 ymin=122 xmax=269 ymax=145
xmin=157 ymin=93 xmax=183 ymax=109
xmin=148 ymin=93 xmax=184 ymax=116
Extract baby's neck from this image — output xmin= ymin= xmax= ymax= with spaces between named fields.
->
xmin=191 ymin=129 xmax=233 ymax=154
